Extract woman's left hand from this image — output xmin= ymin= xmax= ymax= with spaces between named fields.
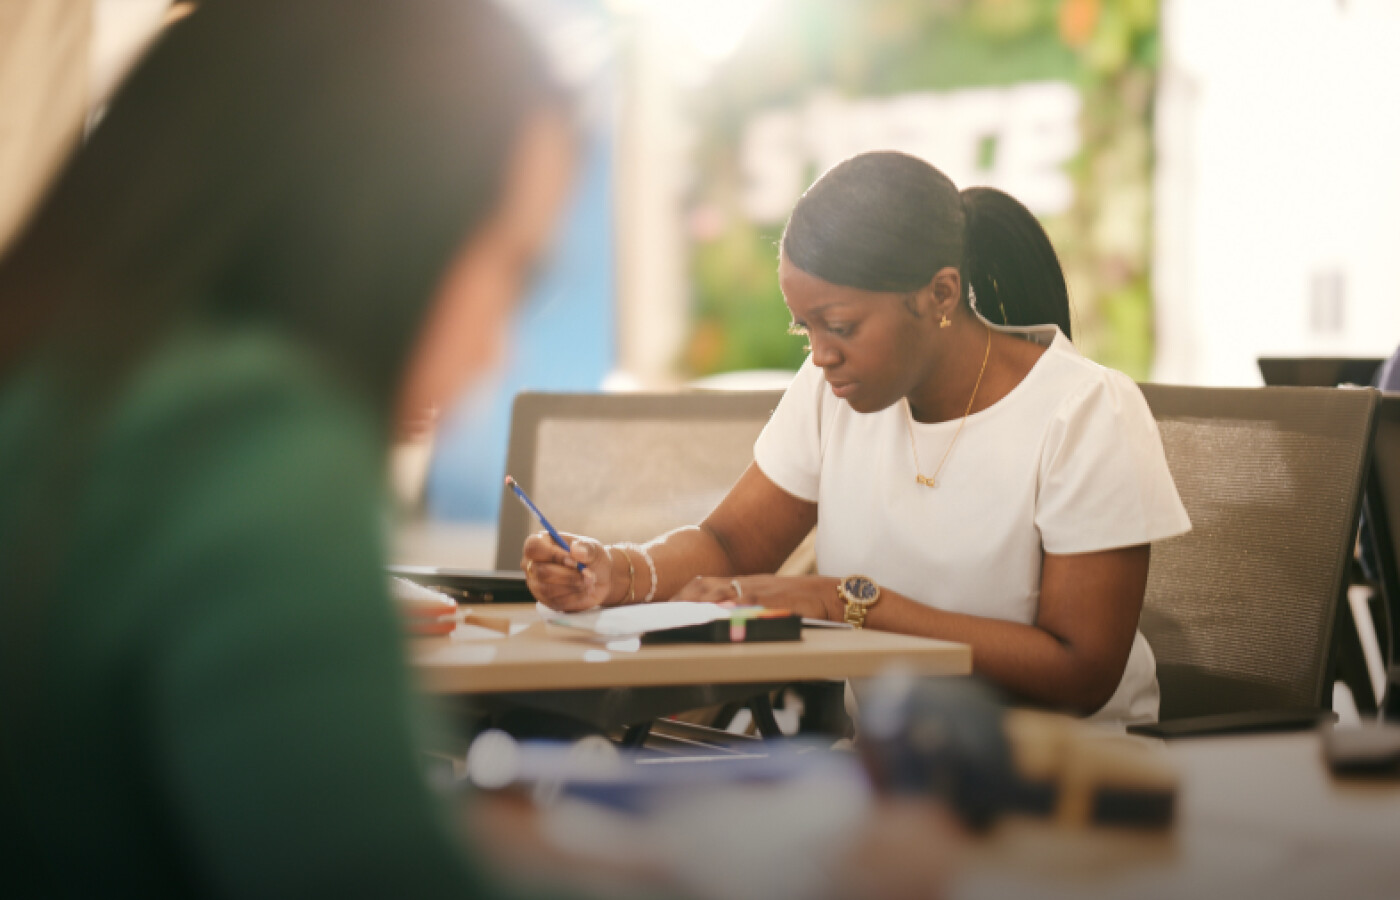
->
xmin=670 ymin=575 xmax=842 ymax=621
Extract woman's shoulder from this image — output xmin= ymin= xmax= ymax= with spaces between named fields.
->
xmin=1017 ymin=336 xmax=1168 ymax=467
xmin=777 ymin=354 xmax=843 ymax=418
xmin=0 ymin=326 xmax=389 ymax=640
xmin=92 ymin=326 xmax=383 ymax=530
xmin=112 ymin=326 xmax=376 ymax=460
xmin=3 ymin=326 xmax=376 ymax=495
xmin=129 ymin=326 xmax=361 ymax=420
xmin=1024 ymin=331 xmax=1146 ymax=410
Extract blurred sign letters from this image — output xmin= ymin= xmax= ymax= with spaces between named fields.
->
xmin=741 ymin=81 xmax=1080 ymax=222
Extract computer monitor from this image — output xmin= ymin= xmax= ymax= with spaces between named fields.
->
xmin=1257 ymin=357 xmax=1385 ymax=388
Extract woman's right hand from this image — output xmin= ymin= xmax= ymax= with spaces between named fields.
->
xmin=521 ymin=531 xmax=615 ymax=612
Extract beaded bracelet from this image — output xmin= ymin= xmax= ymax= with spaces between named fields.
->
xmin=620 ymin=542 xmax=659 ymax=603
xmin=601 ymin=544 xmax=635 ymax=606
xmin=618 ymin=545 xmax=636 ymax=605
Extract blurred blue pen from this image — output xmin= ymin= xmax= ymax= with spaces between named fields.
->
xmin=504 ymin=475 xmax=586 ymax=573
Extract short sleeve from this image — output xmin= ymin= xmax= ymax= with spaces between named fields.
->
xmin=1035 ymin=370 xmax=1191 ymax=554
xmin=753 ymin=357 xmax=828 ymax=502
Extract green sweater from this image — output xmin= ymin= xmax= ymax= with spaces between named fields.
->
xmin=0 ymin=328 xmax=507 ymax=897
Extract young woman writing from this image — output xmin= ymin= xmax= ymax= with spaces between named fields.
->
xmin=524 ymin=151 xmax=1190 ymax=725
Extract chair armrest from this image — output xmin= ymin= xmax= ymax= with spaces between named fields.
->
xmin=1128 ymin=708 xmax=1338 ymax=739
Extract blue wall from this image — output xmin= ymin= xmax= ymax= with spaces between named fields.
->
xmin=424 ymin=131 xmax=615 ymax=523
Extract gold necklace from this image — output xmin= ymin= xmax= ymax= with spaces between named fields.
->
xmin=904 ymin=325 xmax=992 ymax=488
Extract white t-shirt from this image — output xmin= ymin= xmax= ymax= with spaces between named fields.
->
xmin=753 ymin=323 xmax=1191 ymax=725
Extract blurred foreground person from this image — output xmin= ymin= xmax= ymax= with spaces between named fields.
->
xmin=0 ymin=1 xmax=575 ymax=895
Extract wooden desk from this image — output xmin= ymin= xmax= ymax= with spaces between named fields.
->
xmin=410 ymin=604 xmax=972 ymax=694
xmin=962 ymin=732 xmax=1400 ymax=899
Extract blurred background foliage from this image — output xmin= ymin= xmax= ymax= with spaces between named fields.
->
xmin=682 ymin=0 xmax=1159 ymax=379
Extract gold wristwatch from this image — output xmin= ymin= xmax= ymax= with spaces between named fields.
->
xmin=838 ymin=575 xmax=881 ymax=629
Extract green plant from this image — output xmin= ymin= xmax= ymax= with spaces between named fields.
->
xmin=683 ymin=0 xmax=1160 ymax=380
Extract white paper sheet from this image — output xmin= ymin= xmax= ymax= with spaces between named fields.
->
xmin=547 ymin=601 xmax=740 ymax=638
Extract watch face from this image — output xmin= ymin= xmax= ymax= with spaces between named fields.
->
xmin=843 ymin=575 xmax=879 ymax=605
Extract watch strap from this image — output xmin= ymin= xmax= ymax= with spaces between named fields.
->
xmin=838 ymin=575 xmax=880 ymax=629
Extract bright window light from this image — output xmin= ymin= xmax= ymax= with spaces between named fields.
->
xmin=609 ymin=0 xmax=771 ymax=63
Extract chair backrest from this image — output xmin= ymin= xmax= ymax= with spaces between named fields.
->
xmin=1257 ymin=356 xmax=1385 ymax=388
xmin=1365 ymin=393 xmax=1400 ymax=655
xmin=495 ymin=391 xmax=784 ymax=571
xmin=1137 ymin=384 xmax=1380 ymax=721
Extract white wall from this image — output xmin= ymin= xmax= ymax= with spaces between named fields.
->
xmin=1154 ymin=0 xmax=1400 ymax=385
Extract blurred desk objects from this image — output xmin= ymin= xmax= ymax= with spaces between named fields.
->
xmin=459 ymin=677 xmax=1180 ymax=900
xmin=813 ymin=677 xmax=1400 ymax=899
xmin=411 ymin=603 xmax=970 ymax=742
xmin=460 ymin=682 xmax=1400 ymax=899
xmin=463 ymin=734 xmax=964 ymax=900
xmin=964 ymin=728 xmax=1400 ymax=900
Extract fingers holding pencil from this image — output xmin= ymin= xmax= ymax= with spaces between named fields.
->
xmin=524 ymin=529 xmax=586 ymax=570
xmin=504 ymin=475 xmax=584 ymax=572
xmin=522 ymin=531 xmax=612 ymax=612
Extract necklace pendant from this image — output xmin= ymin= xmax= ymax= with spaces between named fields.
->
xmin=916 ymin=474 xmax=937 ymax=488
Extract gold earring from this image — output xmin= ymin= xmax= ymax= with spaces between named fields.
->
xmin=939 ymin=314 xmax=951 ymax=329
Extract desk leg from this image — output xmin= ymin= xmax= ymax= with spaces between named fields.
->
xmin=749 ymin=693 xmax=784 ymax=739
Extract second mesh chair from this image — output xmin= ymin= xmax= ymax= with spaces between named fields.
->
xmin=495 ymin=390 xmax=787 ymax=570
xmin=1364 ymin=394 xmax=1400 ymax=713
xmin=1134 ymin=384 xmax=1380 ymax=736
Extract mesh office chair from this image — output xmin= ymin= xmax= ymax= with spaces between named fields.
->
xmin=495 ymin=390 xmax=787 ymax=569
xmin=1364 ymin=394 xmax=1400 ymax=713
xmin=493 ymin=390 xmax=806 ymax=743
xmin=1258 ymin=356 xmax=1393 ymax=714
xmin=1134 ymin=384 xmax=1380 ymax=736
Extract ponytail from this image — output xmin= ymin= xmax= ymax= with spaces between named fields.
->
xmin=782 ymin=153 xmax=1072 ymax=340
xmin=960 ymin=186 xmax=1072 ymax=339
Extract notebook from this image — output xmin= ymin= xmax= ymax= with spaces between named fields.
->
xmin=546 ymin=601 xmax=802 ymax=644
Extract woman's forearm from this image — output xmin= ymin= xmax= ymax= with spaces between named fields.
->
xmin=862 ymin=592 xmax=1124 ymax=715
xmin=608 ymin=524 xmax=735 ymax=605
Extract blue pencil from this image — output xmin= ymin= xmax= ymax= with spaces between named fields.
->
xmin=504 ymin=475 xmax=585 ymax=573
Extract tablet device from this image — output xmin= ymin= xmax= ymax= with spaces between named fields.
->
xmin=386 ymin=565 xmax=533 ymax=603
